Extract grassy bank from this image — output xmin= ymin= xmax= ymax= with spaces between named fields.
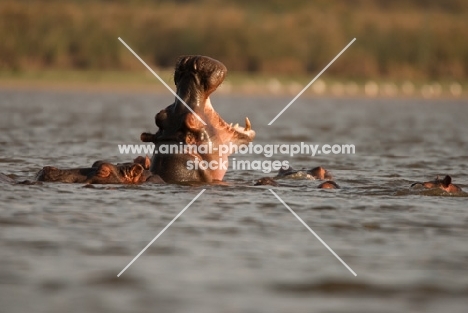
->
xmin=1 ymin=0 xmax=468 ymax=82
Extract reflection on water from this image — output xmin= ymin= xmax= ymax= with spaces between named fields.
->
xmin=1 ymin=89 xmax=468 ymax=313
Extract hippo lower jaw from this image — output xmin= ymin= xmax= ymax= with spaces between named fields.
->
xmin=195 ymin=97 xmax=255 ymax=180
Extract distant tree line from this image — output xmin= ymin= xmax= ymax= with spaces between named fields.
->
xmin=1 ymin=0 xmax=467 ymax=80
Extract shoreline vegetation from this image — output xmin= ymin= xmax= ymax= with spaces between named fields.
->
xmin=0 ymin=70 xmax=466 ymax=99
xmin=1 ymin=0 xmax=467 ymax=98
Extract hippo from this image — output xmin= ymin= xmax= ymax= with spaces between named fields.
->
xmin=254 ymin=177 xmax=280 ymax=187
xmin=411 ymin=175 xmax=462 ymax=193
xmin=254 ymin=166 xmax=338 ymax=188
xmin=36 ymin=156 xmax=163 ymax=184
xmin=276 ymin=166 xmax=332 ymax=180
xmin=6 ymin=55 xmax=462 ymax=191
xmin=140 ymin=55 xmax=255 ymax=183
xmin=32 ymin=56 xmax=254 ymax=185
xmin=317 ymin=181 xmax=340 ymax=189
xmin=0 ymin=173 xmax=16 ymax=184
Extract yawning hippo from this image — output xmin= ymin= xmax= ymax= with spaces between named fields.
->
xmin=411 ymin=175 xmax=462 ymax=193
xmin=34 ymin=56 xmax=254 ymax=185
xmin=141 ymin=55 xmax=255 ymax=183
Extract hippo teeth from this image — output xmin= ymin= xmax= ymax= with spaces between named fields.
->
xmin=234 ymin=123 xmax=239 ymax=128
xmin=245 ymin=117 xmax=251 ymax=131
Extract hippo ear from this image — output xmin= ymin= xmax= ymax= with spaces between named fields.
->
xmin=96 ymin=164 xmax=112 ymax=178
xmin=144 ymin=156 xmax=151 ymax=170
xmin=133 ymin=155 xmax=151 ymax=170
xmin=441 ymin=175 xmax=452 ymax=187
xmin=130 ymin=164 xmax=144 ymax=177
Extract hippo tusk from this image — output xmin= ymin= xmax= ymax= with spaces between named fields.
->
xmin=245 ymin=117 xmax=251 ymax=131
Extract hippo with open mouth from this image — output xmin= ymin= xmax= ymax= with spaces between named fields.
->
xmin=33 ymin=56 xmax=254 ymax=184
xmin=140 ymin=55 xmax=255 ymax=183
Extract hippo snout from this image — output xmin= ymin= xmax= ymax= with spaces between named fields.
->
xmin=174 ymin=55 xmax=227 ymax=93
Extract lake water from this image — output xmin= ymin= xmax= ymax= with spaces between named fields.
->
xmin=1 ymin=89 xmax=467 ymax=313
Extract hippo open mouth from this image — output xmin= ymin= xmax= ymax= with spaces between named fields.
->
xmin=141 ymin=55 xmax=255 ymax=183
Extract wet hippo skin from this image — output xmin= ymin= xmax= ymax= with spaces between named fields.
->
xmin=0 ymin=173 xmax=17 ymax=184
xmin=411 ymin=175 xmax=462 ymax=193
xmin=276 ymin=166 xmax=332 ymax=180
xmin=36 ymin=163 xmax=145 ymax=184
xmin=317 ymin=181 xmax=340 ymax=189
xmin=255 ymin=166 xmax=337 ymax=188
xmin=36 ymin=156 xmax=164 ymax=184
xmin=141 ymin=55 xmax=255 ymax=183
xmin=254 ymin=177 xmax=280 ymax=187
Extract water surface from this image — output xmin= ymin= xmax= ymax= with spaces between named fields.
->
xmin=1 ymin=89 xmax=467 ymax=313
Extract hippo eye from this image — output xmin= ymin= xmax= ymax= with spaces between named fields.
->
xmin=119 ymin=168 xmax=128 ymax=177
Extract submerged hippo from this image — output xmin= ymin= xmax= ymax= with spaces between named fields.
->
xmin=276 ymin=166 xmax=332 ymax=180
xmin=411 ymin=175 xmax=462 ymax=193
xmin=140 ymin=55 xmax=255 ymax=183
xmin=0 ymin=173 xmax=16 ymax=184
xmin=36 ymin=156 xmax=163 ymax=184
xmin=317 ymin=181 xmax=340 ymax=189
xmin=255 ymin=166 xmax=339 ymax=189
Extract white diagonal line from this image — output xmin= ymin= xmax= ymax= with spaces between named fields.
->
xmin=117 ymin=189 xmax=206 ymax=277
xmin=268 ymin=38 xmax=356 ymax=125
xmin=268 ymin=189 xmax=357 ymax=276
xmin=118 ymin=37 xmax=207 ymax=126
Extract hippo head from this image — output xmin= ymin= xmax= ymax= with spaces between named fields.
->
xmin=411 ymin=175 xmax=462 ymax=193
xmin=143 ymin=56 xmax=255 ymax=183
xmin=36 ymin=162 xmax=149 ymax=184
xmin=317 ymin=181 xmax=340 ymax=189
xmin=85 ymin=163 xmax=146 ymax=184
xmin=308 ymin=167 xmax=332 ymax=180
